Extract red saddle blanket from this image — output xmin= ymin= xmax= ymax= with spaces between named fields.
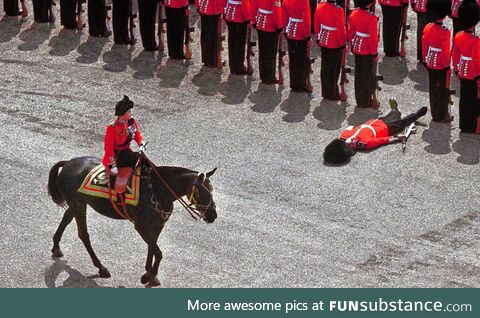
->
xmin=77 ymin=165 xmax=141 ymax=206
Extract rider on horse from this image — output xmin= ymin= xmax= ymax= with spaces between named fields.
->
xmin=102 ymin=95 xmax=146 ymax=209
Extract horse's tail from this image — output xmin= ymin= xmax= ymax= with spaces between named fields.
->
xmin=48 ymin=161 xmax=67 ymax=207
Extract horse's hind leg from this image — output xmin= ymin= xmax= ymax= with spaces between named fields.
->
xmin=51 ymin=207 xmax=75 ymax=258
xmin=74 ymin=204 xmax=111 ymax=278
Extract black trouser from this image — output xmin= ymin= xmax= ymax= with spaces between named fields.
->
xmin=427 ymin=68 xmax=450 ymax=121
xmin=416 ymin=11 xmax=435 ymax=61
xmin=288 ymin=38 xmax=308 ymax=91
xmin=138 ymin=0 xmax=158 ymax=49
xmin=165 ymin=6 xmax=187 ymax=59
xmin=310 ymin=0 xmax=316 ymax=34
xmin=381 ymin=5 xmax=403 ymax=57
xmin=112 ymin=0 xmax=130 ymax=44
xmin=116 ymin=149 xmax=141 ymax=168
xmin=227 ymin=21 xmax=248 ymax=74
xmin=257 ymin=29 xmax=279 ymax=83
xmin=3 ymin=0 xmax=20 ymax=16
xmin=354 ymin=54 xmax=376 ymax=108
xmin=60 ymin=0 xmax=77 ymax=29
xmin=320 ymin=46 xmax=342 ymax=100
xmin=459 ymin=79 xmax=479 ymax=133
xmin=88 ymin=0 xmax=108 ymax=36
xmin=200 ymin=14 xmax=220 ymax=67
xmin=381 ymin=108 xmax=425 ymax=135
xmin=32 ymin=0 xmax=53 ymax=22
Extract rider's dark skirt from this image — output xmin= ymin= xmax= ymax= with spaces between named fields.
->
xmin=60 ymin=0 xmax=77 ymax=29
xmin=165 ymin=5 xmax=187 ymax=59
xmin=200 ymin=14 xmax=220 ymax=67
xmin=226 ymin=21 xmax=248 ymax=75
xmin=380 ymin=5 xmax=403 ymax=57
xmin=3 ymin=0 xmax=21 ymax=16
xmin=116 ymin=149 xmax=141 ymax=168
xmin=287 ymin=38 xmax=308 ymax=92
xmin=354 ymin=54 xmax=376 ymax=108
xmin=32 ymin=0 xmax=52 ymax=22
xmin=257 ymin=29 xmax=279 ymax=84
xmin=459 ymin=79 xmax=480 ymax=133
xmin=88 ymin=0 xmax=108 ymax=36
xmin=427 ymin=68 xmax=450 ymax=122
xmin=112 ymin=0 xmax=130 ymax=44
xmin=320 ymin=46 xmax=342 ymax=100
xmin=138 ymin=0 xmax=158 ymax=50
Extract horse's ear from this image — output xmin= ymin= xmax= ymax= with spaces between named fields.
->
xmin=195 ymin=173 xmax=205 ymax=184
xmin=206 ymin=168 xmax=217 ymax=178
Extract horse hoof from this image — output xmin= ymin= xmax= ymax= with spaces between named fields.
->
xmin=99 ymin=267 xmax=111 ymax=278
xmin=51 ymin=248 xmax=64 ymax=258
xmin=148 ymin=276 xmax=161 ymax=287
xmin=140 ymin=272 xmax=151 ymax=285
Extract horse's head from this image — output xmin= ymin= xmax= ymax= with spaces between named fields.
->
xmin=188 ymin=168 xmax=217 ymax=223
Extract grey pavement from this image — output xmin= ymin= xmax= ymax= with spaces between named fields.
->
xmin=0 ymin=3 xmax=479 ymax=288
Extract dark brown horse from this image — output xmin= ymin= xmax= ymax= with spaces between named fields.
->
xmin=47 ymin=156 xmax=217 ymax=286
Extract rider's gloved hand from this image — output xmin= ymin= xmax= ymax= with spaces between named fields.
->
xmin=106 ymin=165 xmax=118 ymax=175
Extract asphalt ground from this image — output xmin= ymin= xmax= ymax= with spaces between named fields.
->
xmin=0 ymin=3 xmax=479 ymax=288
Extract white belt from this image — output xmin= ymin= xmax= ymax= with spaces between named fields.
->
xmin=461 ymin=55 xmax=472 ymax=61
xmin=428 ymin=46 xmax=441 ymax=52
xmin=289 ymin=18 xmax=303 ymax=23
xmin=228 ymin=0 xmax=242 ymax=5
xmin=321 ymin=24 xmax=337 ymax=31
xmin=259 ymin=9 xmax=273 ymax=14
xmin=355 ymin=31 xmax=370 ymax=38
xmin=346 ymin=120 xmax=378 ymax=142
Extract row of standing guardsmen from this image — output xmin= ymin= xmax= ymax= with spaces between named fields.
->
xmin=2 ymin=0 xmax=480 ymax=133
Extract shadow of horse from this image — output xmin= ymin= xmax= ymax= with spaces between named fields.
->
xmin=130 ymin=51 xmax=160 ymax=80
xmin=248 ymin=83 xmax=283 ymax=113
xmin=379 ymin=56 xmax=409 ymax=86
xmin=48 ymin=28 xmax=82 ymax=56
xmin=421 ymin=121 xmax=453 ymax=155
xmin=279 ymin=91 xmax=313 ymax=123
xmin=102 ymin=44 xmax=134 ymax=72
xmin=18 ymin=23 xmax=55 ymax=51
xmin=452 ymin=132 xmax=480 ymax=165
xmin=76 ymin=36 xmax=110 ymax=64
xmin=191 ymin=66 xmax=222 ymax=96
xmin=157 ymin=58 xmax=190 ymax=88
xmin=45 ymin=259 xmax=116 ymax=288
xmin=0 ymin=15 xmax=25 ymax=43
xmin=313 ymin=99 xmax=348 ymax=130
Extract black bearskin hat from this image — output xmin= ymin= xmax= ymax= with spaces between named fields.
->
xmin=354 ymin=0 xmax=375 ymax=8
xmin=115 ymin=95 xmax=134 ymax=116
xmin=427 ymin=0 xmax=452 ymax=20
xmin=323 ymin=139 xmax=355 ymax=165
xmin=459 ymin=0 xmax=480 ymax=29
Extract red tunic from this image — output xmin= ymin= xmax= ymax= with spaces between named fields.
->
xmin=452 ymin=31 xmax=480 ymax=80
xmin=422 ymin=22 xmax=451 ymax=70
xmin=348 ymin=8 xmax=379 ymax=55
xmin=164 ymin=0 xmax=189 ymax=8
xmin=251 ymin=0 xmax=282 ymax=32
xmin=224 ymin=0 xmax=252 ymax=22
xmin=102 ymin=118 xmax=144 ymax=167
xmin=281 ymin=0 xmax=311 ymax=40
xmin=196 ymin=0 xmax=228 ymax=15
xmin=314 ymin=1 xmax=346 ymax=49
xmin=340 ymin=119 xmax=392 ymax=149
xmin=378 ymin=0 xmax=408 ymax=7
xmin=411 ymin=0 xmax=428 ymax=13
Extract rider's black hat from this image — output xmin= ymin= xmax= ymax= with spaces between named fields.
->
xmin=115 ymin=95 xmax=134 ymax=116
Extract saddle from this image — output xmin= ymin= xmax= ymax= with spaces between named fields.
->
xmin=77 ymin=165 xmax=141 ymax=206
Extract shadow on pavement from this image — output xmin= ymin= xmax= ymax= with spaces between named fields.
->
xmin=248 ymin=83 xmax=283 ymax=113
xmin=452 ymin=133 xmax=480 ymax=165
xmin=103 ymin=44 xmax=134 ymax=72
xmin=313 ymin=98 xmax=347 ymax=131
xmin=219 ymin=74 xmax=252 ymax=105
xmin=157 ymin=58 xmax=189 ymax=88
xmin=18 ymin=22 xmax=54 ymax=51
xmin=76 ymin=36 xmax=109 ymax=64
xmin=421 ymin=121 xmax=452 ymax=155
xmin=0 ymin=15 xmax=25 ymax=43
xmin=191 ymin=66 xmax=222 ymax=96
xmin=48 ymin=28 xmax=82 ymax=56
xmin=346 ymin=106 xmax=378 ymax=126
xmin=279 ymin=91 xmax=313 ymax=123
xmin=379 ymin=56 xmax=409 ymax=86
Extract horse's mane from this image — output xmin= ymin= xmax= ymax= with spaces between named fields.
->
xmin=154 ymin=166 xmax=198 ymax=177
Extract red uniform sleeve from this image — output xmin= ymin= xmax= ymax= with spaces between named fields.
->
xmin=475 ymin=39 xmax=480 ymax=78
xmin=132 ymin=119 xmax=144 ymax=146
xmin=102 ymin=125 xmax=116 ymax=167
xmin=313 ymin=4 xmax=321 ymax=35
xmin=336 ymin=8 xmax=346 ymax=46
xmin=421 ymin=24 xmax=430 ymax=63
xmin=442 ymin=31 xmax=451 ymax=69
xmin=273 ymin=0 xmax=282 ymax=29
xmin=347 ymin=12 xmax=355 ymax=43
xmin=242 ymin=0 xmax=252 ymax=21
xmin=369 ymin=15 xmax=379 ymax=54
xmin=303 ymin=0 xmax=311 ymax=38
xmin=452 ymin=34 xmax=460 ymax=73
xmin=363 ymin=136 xmax=393 ymax=149
xmin=251 ymin=0 xmax=258 ymax=23
xmin=282 ymin=1 xmax=289 ymax=29
xmin=195 ymin=0 xmax=199 ymax=9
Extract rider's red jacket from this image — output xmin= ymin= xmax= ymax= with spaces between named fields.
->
xmin=102 ymin=118 xmax=143 ymax=167
xmin=339 ymin=119 xmax=392 ymax=149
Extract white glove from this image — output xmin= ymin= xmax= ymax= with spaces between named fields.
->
xmin=110 ymin=166 xmax=118 ymax=175
xmin=139 ymin=142 xmax=146 ymax=154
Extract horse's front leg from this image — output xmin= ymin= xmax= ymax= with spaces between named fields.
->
xmin=136 ymin=218 xmax=163 ymax=287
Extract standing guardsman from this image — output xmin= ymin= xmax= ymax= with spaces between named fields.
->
xmin=348 ymin=0 xmax=379 ymax=108
xmin=32 ymin=0 xmax=54 ymax=22
xmin=422 ymin=0 xmax=452 ymax=122
xmin=451 ymin=0 xmax=480 ymax=36
xmin=164 ymin=0 xmax=190 ymax=59
xmin=379 ymin=0 xmax=408 ymax=57
xmin=452 ymin=0 xmax=480 ymax=132
xmin=112 ymin=0 xmax=131 ymax=44
xmin=88 ymin=0 xmax=111 ymax=37
xmin=282 ymin=0 xmax=312 ymax=92
xmin=314 ymin=0 xmax=346 ymax=100
xmin=138 ymin=0 xmax=159 ymax=51
xmin=223 ymin=0 xmax=252 ymax=75
xmin=251 ymin=0 xmax=283 ymax=84
xmin=411 ymin=0 xmax=435 ymax=62
xmin=3 ymin=0 xmax=21 ymax=16
xmin=196 ymin=0 xmax=227 ymax=67
xmin=60 ymin=0 xmax=81 ymax=29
